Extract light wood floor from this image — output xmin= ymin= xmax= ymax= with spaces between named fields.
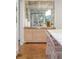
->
xmin=16 ymin=44 xmax=48 ymax=59
xmin=16 ymin=29 xmax=48 ymax=59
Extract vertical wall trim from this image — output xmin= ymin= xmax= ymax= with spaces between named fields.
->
xmin=18 ymin=0 xmax=21 ymax=53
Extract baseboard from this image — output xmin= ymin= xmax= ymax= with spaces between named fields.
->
xmin=24 ymin=42 xmax=47 ymax=44
xmin=16 ymin=53 xmax=22 ymax=58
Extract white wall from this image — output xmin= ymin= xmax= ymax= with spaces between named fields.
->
xmin=54 ymin=0 xmax=62 ymax=29
xmin=16 ymin=0 xmax=25 ymax=55
xmin=16 ymin=24 xmax=18 ymax=54
xmin=20 ymin=0 xmax=25 ymax=45
xmin=16 ymin=0 xmax=19 ymax=55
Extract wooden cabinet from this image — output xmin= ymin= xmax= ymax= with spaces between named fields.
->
xmin=24 ymin=29 xmax=47 ymax=42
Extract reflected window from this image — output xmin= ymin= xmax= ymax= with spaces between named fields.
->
xmin=25 ymin=0 xmax=55 ymax=28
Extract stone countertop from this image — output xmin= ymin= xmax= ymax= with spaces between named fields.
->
xmin=47 ymin=29 xmax=62 ymax=45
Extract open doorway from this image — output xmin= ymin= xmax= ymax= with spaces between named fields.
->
xmin=16 ymin=0 xmax=62 ymax=59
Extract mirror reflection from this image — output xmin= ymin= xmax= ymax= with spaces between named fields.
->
xmin=25 ymin=0 xmax=54 ymax=28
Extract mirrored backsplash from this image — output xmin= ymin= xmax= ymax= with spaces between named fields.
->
xmin=24 ymin=0 xmax=55 ymax=28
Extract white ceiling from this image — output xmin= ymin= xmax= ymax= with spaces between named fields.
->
xmin=25 ymin=0 xmax=53 ymax=2
xmin=25 ymin=0 xmax=53 ymax=9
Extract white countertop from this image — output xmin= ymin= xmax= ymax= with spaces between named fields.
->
xmin=47 ymin=29 xmax=62 ymax=45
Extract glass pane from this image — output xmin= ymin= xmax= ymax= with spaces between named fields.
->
xmin=25 ymin=0 xmax=54 ymax=28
